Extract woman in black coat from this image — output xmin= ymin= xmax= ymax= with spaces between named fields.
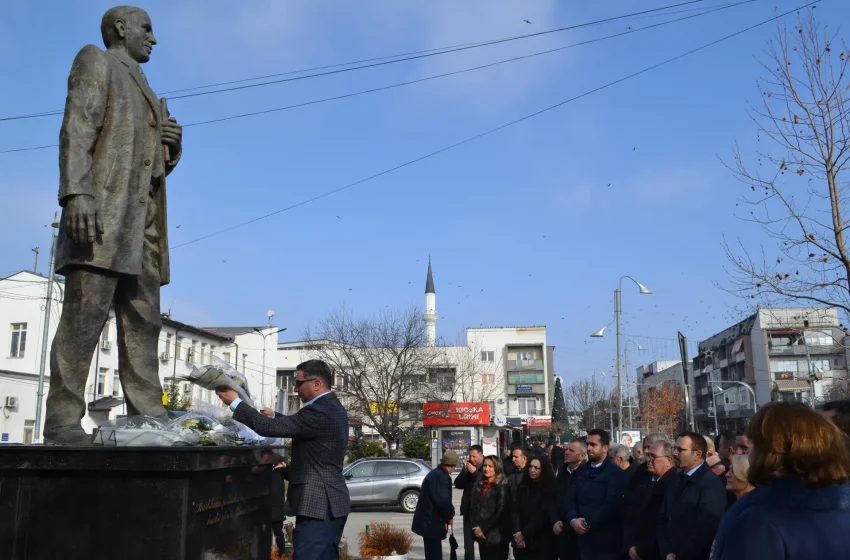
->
xmin=511 ymin=456 xmax=556 ymax=559
xmin=470 ymin=455 xmax=510 ymax=560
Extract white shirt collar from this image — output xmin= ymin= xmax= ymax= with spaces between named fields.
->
xmin=685 ymin=463 xmax=703 ymax=477
xmin=304 ymin=391 xmax=331 ymax=406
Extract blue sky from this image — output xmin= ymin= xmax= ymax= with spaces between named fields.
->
xmin=1 ymin=0 xmax=845 ymax=385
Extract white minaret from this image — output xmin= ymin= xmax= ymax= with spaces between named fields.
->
xmin=424 ymin=257 xmax=437 ymax=346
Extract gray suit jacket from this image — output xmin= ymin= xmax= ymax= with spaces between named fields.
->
xmin=233 ymin=393 xmax=351 ymax=520
xmin=57 ymin=45 xmax=181 ymax=284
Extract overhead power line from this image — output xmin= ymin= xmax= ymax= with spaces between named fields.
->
xmin=0 ymin=1 xmax=755 ymax=155
xmin=0 ymin=0 xmax=719 ymax=123
xmin=170 ymin=0 xmax=820 ymax=250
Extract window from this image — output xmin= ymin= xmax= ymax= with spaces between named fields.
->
xmin=210 ymin=345 xmax=216 ymax=362
xmin=23 ymin=420 xmax=34 ymax=445
xmin=402 ymin=462 xmax=420 ymax=474
xmin=223 ymin=351 xmax=231 ymax=365
xmin=347 ymin=461 xmax=375 ymax=478
xmin=509 ymin=373 xmax=544 ymax=384
xmin=517 ymin=398 xmax=537 ymax=415
xmin=9 ymin=323 xmax=26 ymax=358
xmin=182 ymin=382 xmax=192 ymax=396
xmin=375 ymin=462 xmax=401 ymax=476
xmin=428 ymin=368 xmax=456 ymax=392
xmin=242 ymin=354 xmax=248 ymax=370
xmin=805 ymin=333 xmax=831 ymax=346
xmin=811 ymin=359 xmax=831 ymax=373
xmin=190 ymin=341 xmax=198 ymax=363
xmin=101 ymin=321 xmax=110 ymax=343
xmin=772 ymin=361 xmax=798 ymax=374
xmin=480 ymin=351 xmax=494 ymax=362
xmin=200 ymin=343 xmax=207 ymax=365
xmin=516 ymin=350 xmax=535 ymax=361
xmin=487 ymin=400 xmax=497 ymax=415
xmin=97 ymin=368 xmax=108 ymax=396
xmin=164 ymin=333 xmax=173 ymax=359
xmin=175 ymin=336 xmax=183 ymax=360
xmin=482 ymin=374 xmax=495 ymax=385
xmin=112 ymin=371 xmax=120 ymax=397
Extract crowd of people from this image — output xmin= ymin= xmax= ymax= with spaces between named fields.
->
xmin=413 ymin=399 xmax=850 ymax=560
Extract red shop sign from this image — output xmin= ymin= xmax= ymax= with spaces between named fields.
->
xmin=423 ymin=402 xmax=491 ymax=426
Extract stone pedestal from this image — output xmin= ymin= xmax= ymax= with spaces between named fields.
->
xmin=0 ymin=445 xmax=284 ymax=560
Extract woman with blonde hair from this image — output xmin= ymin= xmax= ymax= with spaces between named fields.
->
xmin=724 ymin=454 xmax=755 ymax=504
xmin=711 ymin=402 xmax=850 ymax=560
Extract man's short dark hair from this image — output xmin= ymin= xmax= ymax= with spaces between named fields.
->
xmin=736 ymin=429 xmax=748 ymax=437
xmin=101 ymin=6 xmax=144 ymax=47
xmin=469 ymin=444 xmax=483 ymax=454
xmin=719 ymin=430 xmax=736 ymax=445
xmin=819 ymin=400 xmax=850 ymax=439
xmin=510 ymin=441 xmax=524 ymax=451
xmin=587 ymin=429 xmax=610 ymax=447
xmin=680 ymin=432 xmax=708 ymax=458
xmin=296 ymin=359 xmax=333 ymax=389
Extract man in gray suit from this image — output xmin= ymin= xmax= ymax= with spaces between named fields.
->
xmin=217 ymin=359 xmax=351 ymax=560
xmin=45 ymin=6 xmax=182 ymax=444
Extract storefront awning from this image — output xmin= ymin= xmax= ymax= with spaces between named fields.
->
xmin=774 ymin=380 xmax=811 ymax=392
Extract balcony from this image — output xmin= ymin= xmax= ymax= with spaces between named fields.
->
xmin=508 ymin=383 xmax=546 ymax=395
xmin=507 ymin=359 xmax=544 ymax=371
xmin=770 ymin=344 xmax=841 ymax=356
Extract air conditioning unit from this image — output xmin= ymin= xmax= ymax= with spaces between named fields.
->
xmin=4 ymin=396 xmax=18 ymax=408
xmin=101 ymin=340 xmax=112 ymax=351
xmin=159 ymin=352 xmax=170 ymax=362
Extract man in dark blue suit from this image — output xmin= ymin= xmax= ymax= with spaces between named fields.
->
xmin=567 ymin=429 xmax=629 ymax=560
xmin=217 ymin=359 xmax=350 ymax=560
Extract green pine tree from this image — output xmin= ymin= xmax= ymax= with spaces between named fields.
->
xmin=550 ymin=377 xmax=570 ymax=443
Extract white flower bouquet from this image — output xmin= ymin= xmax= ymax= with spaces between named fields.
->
xmin=178 ymin=358 xmax=255 ymax=408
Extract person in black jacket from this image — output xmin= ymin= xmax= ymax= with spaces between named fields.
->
xmin=552 ymin=439 xmax=587 ymax=560
xmin=658 ymin=433 xmax=726 ymax=560
xmin=503 ymin=443 xmax=520 ymax=477
xmin=551 ymin=443 xmax=566 ymax=471
xmin=412 ymin=450 xmax=459 ymax=560
xmin=624 ymin=440 xmax=676 ymax=560
xmin=470 ymin=455 xmax=510 ymax=560
xmin=511 ymin=456 xmax=557 ymax=559
xmin=454 ymin=444 xmax=484 ymax=560
xmin=567 ymin=429 xmax=629 ymax=560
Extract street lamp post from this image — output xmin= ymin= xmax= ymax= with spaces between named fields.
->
xmin=254 ymin=326 xmax=287 ymax=408
xmin=590 ymin=276 xmax=652 ymax=440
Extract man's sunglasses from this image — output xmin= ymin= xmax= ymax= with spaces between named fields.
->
xmin=294 ymin=377 xmax=319 ymax=387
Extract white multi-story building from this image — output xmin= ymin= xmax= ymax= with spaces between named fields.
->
xmin=0 ymin=271 xmax=279 ymax=443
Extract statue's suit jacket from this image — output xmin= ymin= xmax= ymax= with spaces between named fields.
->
xmin=57 ymin=45 xmax=181 ymax=285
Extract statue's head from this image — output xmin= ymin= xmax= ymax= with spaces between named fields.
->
xmin=101 ymin=6 xmax=155 ymax=63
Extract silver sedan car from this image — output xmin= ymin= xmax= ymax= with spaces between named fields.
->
xmin=343 ymin=457 xmax=431 ymax=513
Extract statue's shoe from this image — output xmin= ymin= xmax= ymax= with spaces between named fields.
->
xmin=43 ymin=426 xmax=93 ymax=445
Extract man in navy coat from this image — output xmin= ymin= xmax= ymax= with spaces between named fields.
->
xmin=568 ymin=429 xmax=629 ymax=560
xmin=658 ymin=432 xmax=726 ymax=560
xmin=413 ymin=451 xmax=458 ymax=559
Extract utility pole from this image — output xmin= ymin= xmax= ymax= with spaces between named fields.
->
xmin=615 ymin=288 xmax=623 ymax=441
xmin=33 ymin=213 xmax=59 ymax=444
xmin=32 ymin=246 xmax=39 ymax=273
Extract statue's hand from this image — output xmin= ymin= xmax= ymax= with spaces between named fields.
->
xmin=161 ymin=116 xmax=182 ymax=152
xmin=64 ymin=194 xmax=103 ymax=244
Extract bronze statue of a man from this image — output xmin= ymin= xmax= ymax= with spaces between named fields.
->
xmin=45 ymin=6 xmax=183 ymax=444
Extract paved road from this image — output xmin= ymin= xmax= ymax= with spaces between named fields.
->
xmin=341 ymin=487 xmax=466 ymax=560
